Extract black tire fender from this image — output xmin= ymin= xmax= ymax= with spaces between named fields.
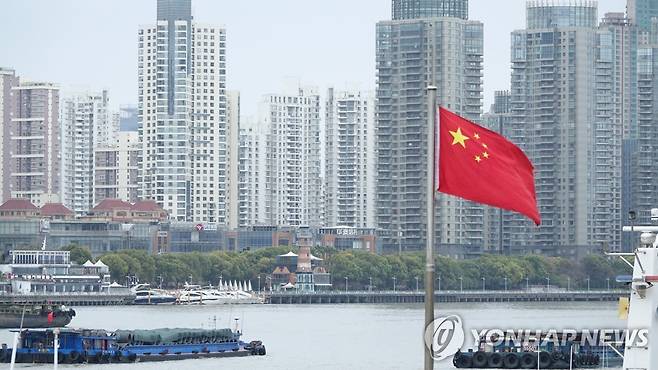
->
xmin=504 ymin=352 xmax=520 ymax=368
xmin=472 ymin=351 xmax=488 ymax=368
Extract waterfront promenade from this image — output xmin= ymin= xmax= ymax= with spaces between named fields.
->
xmin=265 ymin=289 xmax=626 ymax=304
xmin=0 ymin=291 xmax=134 ymax=306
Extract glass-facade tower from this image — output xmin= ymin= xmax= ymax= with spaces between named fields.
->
xmin=376 ymin=0 xmax=484 ymax=252
xmin=392 ymin=0 xmax=468 ymax=20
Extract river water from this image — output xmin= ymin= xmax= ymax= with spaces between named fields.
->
xmin=1 ymin=302 xmax=623 ymax=370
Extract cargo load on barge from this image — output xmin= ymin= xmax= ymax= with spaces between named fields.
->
xmin=0 ymin=326 xmax=266 ymax=364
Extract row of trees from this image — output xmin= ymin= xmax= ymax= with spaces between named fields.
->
xmin=64 ymin=245 xmax=630 ymax=291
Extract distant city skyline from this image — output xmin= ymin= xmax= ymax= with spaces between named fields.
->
xmin=0 ymin=0 xmax=621 ymax=114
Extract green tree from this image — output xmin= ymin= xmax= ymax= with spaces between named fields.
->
xmin=61 ymin=245 xmax=92 ymax=265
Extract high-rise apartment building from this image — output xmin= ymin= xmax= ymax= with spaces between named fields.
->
xmin=61 ymin=90 xmax=114 ymax=215
xmin=0 ymin=68 xmax=19 ymax=203
xmin=508 ymin=2 xmax=625 ymax=250
xmin=94 ymin=131 xmax=141 ymax=205
xmin=226 ymin=91 xmax=240 ymax=230
xmin=627 ymin=0 xmax=658 ymax=33
xmin=376 ymin=0 xmax=484 ymax=251
xmin=481 ymin=91 xmax=512 ymax=253
xmin=325 ymin=88 xmax=376 ymax=228
xmin=2 ymin=77 xmax=61 ymax=206
xmin=238 ymin=117 xmax=268 ymax=227
xmin=138 ymin=0 xmax=229 ymax=223
xmin=259 ymin=88 xmax=323 ymax=227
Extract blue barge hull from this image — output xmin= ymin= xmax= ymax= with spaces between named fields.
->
xmin=0 ymin=328 xmax=266 ymax=364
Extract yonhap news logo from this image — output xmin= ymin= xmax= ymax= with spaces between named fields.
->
xmin=424 ymin=314 xmax=648 ymax=363
xmin=424 ymin=315 xmax=465 ymax=361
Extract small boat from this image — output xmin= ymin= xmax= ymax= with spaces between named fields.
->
xmin=0 ymin=304 xmax=76 ymax=329
xmin=131 ymin=284 xmax=177 ymax=305
xmin=0 ymin=326 xmax=266 ymax=364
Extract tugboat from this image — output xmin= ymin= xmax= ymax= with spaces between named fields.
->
xmin=0 ymin=324 xmax=266 ymax=364
xmin=0 ymin=304 xmax=75 ymax=329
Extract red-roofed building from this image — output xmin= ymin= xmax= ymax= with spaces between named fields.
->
xmin=0 ymin=199 xmax=40 ymax=218
xmin=40 ymin=203 xmax=75 ymax=220
xmin=88 ymin=199 xmax=168 ymax=222
xmin=132 ymin=200 xmax=168 ymax=220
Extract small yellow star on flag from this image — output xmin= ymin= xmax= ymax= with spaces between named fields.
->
xmin=474 ymin=155 xmax=482 ymax=163
xmin=483 ymin=152 xmax=489 ymax=159
xmin=474 ymin=133 xmax=480 ymax=140
xmin=482 ymin=143 xmax=488 ymax=149
xmin=449 ymin=127 xmax=470 ymax=148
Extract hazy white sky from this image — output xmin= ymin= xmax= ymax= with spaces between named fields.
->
xmin=0 ymin=0 xmax=622 ymax=115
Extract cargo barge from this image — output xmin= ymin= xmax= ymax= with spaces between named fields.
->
xmin=0 ymin=326 xmax=265 ymax=364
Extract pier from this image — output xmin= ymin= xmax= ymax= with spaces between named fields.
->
xmin=0 ymin=291 xmax=134 ymax=306
xmin=265 ymin=290 xmax=626 ymax=304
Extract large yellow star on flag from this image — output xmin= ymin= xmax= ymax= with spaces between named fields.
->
xmin=449 ymin=127 xmax=470 ymax=148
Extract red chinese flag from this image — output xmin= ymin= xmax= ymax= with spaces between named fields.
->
xmin=47 ymin=311 xmax=54 ymax=323
xmin=437 ymin=107 xmax=540 ymax=225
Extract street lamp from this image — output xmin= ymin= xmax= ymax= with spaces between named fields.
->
xmin=437 ymin=275 xmax=442 ymax=292
xmin=393 ymin=276 xmax=397 ymax=292
xmin=265 ymin=276 xmax=272 ymax=292
xmin=606 ymin=278 xmax=610 ymax=290
xmin=369 ymin=276 xmax=373 ymax=292
xmin=415 ymin=276 xmax=419 ymax=292
xmin=258 ymin=275 xmax=261 ymax=293
xmin=504 ymin=277 xmax=508 ymax=292
xmin=526 ymin=277 xmax=530 ymax=290
xmin=459 ymin=277 xmax=463 ymax=293
xmin=586 ymin=277 xmax=591 ymax=292
xmin=546 ymin=277 xmax=550 ymax=291
xmin=567 ymin=277 xmax=571 ymax=291
xmin=157 ymin=275 xmax=163 ymax=289
xmin=481 ymin=277 xmax=486 ymax=291
xmin=345 ymin=276 xmax=349 ymax=292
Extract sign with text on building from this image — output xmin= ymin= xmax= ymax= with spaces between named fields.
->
xmin=194 ymin=224 xmax=218 ymax=232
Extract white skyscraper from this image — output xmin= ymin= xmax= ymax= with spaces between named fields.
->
xmin=325 ymin=88 xmax=376 ymax=228
xmin=61 ymin=90 xmax=114 ymax=215
xmin=94 ymin=131 xmax=141 ymax=205
xmin=138 ymin=0 xmax=229 ymax=223
xmin=226 ymin=91 xmax=240 ymax=230
xmin=238 ymin=117 xmax=268 ymax=227
xmin=257 ymin=87 xmax=323 ymax=227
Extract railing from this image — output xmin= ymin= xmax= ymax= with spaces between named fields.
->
xmin=0 ymin=290 xmax=134 ymax=297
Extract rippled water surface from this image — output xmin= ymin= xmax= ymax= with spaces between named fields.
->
xmin=1 ymin=301 xmax=623 ymax=369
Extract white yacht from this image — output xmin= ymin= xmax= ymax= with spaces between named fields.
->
xmin=131 ymin=283 xmax=177 ymax=305
xmin=176 ymin=282 xmax=263 ymax=305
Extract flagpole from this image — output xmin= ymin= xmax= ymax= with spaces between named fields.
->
xmin=424 ymin=86 xmax=437 ymax=370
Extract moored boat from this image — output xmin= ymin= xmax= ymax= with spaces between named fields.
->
xmin=132 ymin=284 xmax=177 ymax=305
xmin=0 ymin=304 xmax=75 ymax=329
